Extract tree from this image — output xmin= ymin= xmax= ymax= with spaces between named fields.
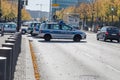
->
xmin=1 ymin=0 xmax=31 ymax=21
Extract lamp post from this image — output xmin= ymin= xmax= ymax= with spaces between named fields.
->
xmin=36 ymin=4 xmax=42 ymax=19
xmin=49 ymin=0 xmax=52 ymax=21
xmin=17 ymin=0 xmax=22 ymax=32
xmin=111 ymin=7 xmax=114 ymax=25
xmin=0 ymin=0 xmax=2 ymax=21
xmin=88 ymin=0 xmax=95 ymax=31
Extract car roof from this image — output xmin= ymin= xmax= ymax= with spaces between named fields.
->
xmin=103 ymin=26 xmax=119 ymax=29
xmin=30 ymin=21 xmax=41 ymax=23
xmin=42 ymin=21 xmax=58 ymax=24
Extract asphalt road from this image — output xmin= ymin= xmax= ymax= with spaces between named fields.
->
xmin=30 ymin=32 xmax=120 ymax=80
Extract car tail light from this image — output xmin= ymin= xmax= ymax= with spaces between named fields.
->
xmin=105 ymin=32 xmax=109 ymax=35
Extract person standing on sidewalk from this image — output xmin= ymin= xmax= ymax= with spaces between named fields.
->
xmin=0 ymin=25 xmax=4 ymax=36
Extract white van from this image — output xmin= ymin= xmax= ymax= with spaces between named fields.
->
xmin=4 ymin=22 xmax=17 ymax=33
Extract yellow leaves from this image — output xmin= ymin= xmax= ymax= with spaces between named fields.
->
xmin=22 ymin=9 xmax=32 ymax=20
xmin=1 ymin=0 xmax=31 ymax=20
xmin=56 ymin=0 xmax=120 ymax=22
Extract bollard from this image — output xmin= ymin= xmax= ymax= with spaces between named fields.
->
xmin=5 ymin=39 xmax=16 ymax=44
xmin=8 ymin=37 xmax=16 ymax=40
xmin=0 ymin=57 xmax=7 ymax=80
xmin=0 ymin=47 xmax=12 ymax=80
xmin=14 ymin=32 xmax=22 ymax=53
xmin=2 ymin=43 xmax=15 ymax=80
xmin=5 ymin=39 xmax=18 ymax=57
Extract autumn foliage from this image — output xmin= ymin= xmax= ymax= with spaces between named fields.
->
xmin=56 ymin=0 xmax=120 ymax=23
xmin=1 ymin=0 xmax=31 ymax=21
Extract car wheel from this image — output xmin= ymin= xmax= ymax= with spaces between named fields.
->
xmin=73 ymin=35 xmax=81 ymax=42
xmin=31 ymin=33 xmax=36 ymax=36
xmin=97 ymin=36 xmax=99 ymax=40
xmin=22 ymin=30 xmax=26 ymax=34
xmin=110 ymin=39 xmax=112 ymax=42
xmin=44 ymin=34 xmax=51 ymax=41
xmin=117 ymin=39 xmax=120 ymax=43
xmin=103 ymin=36 xmax=106 ymax=42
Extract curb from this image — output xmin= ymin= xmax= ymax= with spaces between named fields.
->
xmin=25 ymin=38 xmax=36 ymax=80
xmin=29 ymin=41 xmax=40 ymax=80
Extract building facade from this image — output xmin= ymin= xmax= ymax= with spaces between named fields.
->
xmin=51 ymin=0 xmax=85 ymax=14
xmin=51 ymin=0 xmax=86 ymax=21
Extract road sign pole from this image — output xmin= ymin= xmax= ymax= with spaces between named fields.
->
xmin=17 ymin=0 xmax=22 ymax=32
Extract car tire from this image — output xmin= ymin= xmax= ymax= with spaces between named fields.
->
xmin=31 ymin=33 xmax=36 ymax=36
xmin=73 ymin=35 xmax=81 ymax=42
xmin=97 ymin=37 xmax=99 ymax=40
xmin=110 ymin=39 xmax=112 ymax=42
xmin=44 ymin=34 xmax=51 ymax=41
xmin=103 ymin=36 xmax=106 ymax=42
xmin=117 ymin=39 xmax=120 ymax=43
xmin=22 ymin=30 xmax=26 ymax=34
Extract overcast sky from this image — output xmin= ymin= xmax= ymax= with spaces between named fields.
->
xmin=25 ymin=0 xmax=50 ymax=12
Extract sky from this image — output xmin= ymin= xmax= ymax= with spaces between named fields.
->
xmin=25 ymin=0 xmax=50 ymax=12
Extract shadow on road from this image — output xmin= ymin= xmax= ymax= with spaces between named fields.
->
xmin=98 ymin=40 xmax=120 ymax=44
xmin=38 ymin=40 xmax=87 ymax=44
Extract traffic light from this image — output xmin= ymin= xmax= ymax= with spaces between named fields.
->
xmin=20 ymin=0 xmax=24 ymax=9
xmin=25 ymin=0 xmax=28 ymax=5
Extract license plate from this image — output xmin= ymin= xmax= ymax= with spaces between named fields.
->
xmin=111 ymin=34 xmax=117 ymax=35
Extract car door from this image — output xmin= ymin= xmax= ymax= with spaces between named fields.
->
xmin=50 ymin=24 xmax=62 ymax=39
xmin=60 ymin=25 xmax=74 ymax=39
xmin=98 ymin=27 xmax=106 ymax=39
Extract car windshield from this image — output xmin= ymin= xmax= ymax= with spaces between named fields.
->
xmin=107 ymin=28 xmax=119 ymax=33
xmin=30 ymin=23 xmax=40 ymax=28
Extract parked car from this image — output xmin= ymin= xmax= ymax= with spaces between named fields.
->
xmin=39 ymin=22 xmax=86 ymax=42
xmin=3 ymin=22 xmax=17 ymax=33
xmin=20 ymin=27 xmax=27 ymax=34
xmin=27 ymin=22 xmax=41 ymax=36
xmin=97 ymin=26 xmax=120 ymax=42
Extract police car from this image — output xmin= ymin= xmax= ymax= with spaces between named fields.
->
xmin=3 ymin=22 xmax=17 ymax=33
xmin=39 ymin=22 xmax=86 ymax=42
xmin=27 ymin=22 xmax=41 ymax=36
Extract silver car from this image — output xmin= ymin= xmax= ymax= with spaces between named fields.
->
xmin=39 ymin=22 xmax=86 ymax=42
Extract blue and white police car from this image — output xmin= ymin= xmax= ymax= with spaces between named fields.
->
xmin=39 ymin=22 xmax=86 ymax=42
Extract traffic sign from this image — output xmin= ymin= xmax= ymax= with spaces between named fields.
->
xmin=52 ymin=4 xmax=59 ymax=8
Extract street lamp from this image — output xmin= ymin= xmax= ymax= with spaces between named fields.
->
xmin=111 ymin=7 xmax=114 ymax=25
xmin=36 ymin=4 xmax=42 ymax=19
xmin=87 ymin=0 xmax=95 ymax=31
xmin=0 ymin=0 xmax=2 ymax=21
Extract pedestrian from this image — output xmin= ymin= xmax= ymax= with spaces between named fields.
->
xmin=0 ymin=25 xmax=4 ymax=36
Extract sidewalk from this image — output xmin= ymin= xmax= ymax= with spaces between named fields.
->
xmin=13 ymin=35 xmax=35 ymax=80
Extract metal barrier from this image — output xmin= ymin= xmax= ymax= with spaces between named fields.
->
xmin=0 ymin=47 xmax=12 ymax=80
xmin=2 ymin=43 xmax=15 ymax=80
xmin=0 ymin=57 xmax=7 ymax=80
xmin=0 ymin=32 xmax=22 ymax=80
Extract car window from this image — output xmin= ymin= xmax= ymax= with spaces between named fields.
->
xmin=101 ymin=27 xmax=106 ymax=32
xmin=107 ymin=28 xmax=119 ymax=33
xmin=51 ymin=24 xmax=60 ymax=30
xmin=4 ymin=24 xmax=9 ymax=28
xmin=44 ymin=24 xmax=51 ymax=29
xmin=9 ymin=24 xmax=16 ymax=28
xmin=62 ymin=25 xmax=72 ymax=30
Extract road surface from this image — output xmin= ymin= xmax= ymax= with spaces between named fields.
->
xmin=29 ymin=32 xmax=120 ymax=80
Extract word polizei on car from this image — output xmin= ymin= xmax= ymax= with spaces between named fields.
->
xmin=39 ymin=22 xmax=86 ymax=42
